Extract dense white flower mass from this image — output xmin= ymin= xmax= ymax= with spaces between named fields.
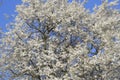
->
xmin=0 ymin=0 xmax=120 ymax=80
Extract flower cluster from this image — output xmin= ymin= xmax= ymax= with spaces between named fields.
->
xmin=0 ymin=0 xmax=120 ymax=80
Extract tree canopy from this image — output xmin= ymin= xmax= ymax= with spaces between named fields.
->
xmin=0 ymin=0 xmax=120 ymax=80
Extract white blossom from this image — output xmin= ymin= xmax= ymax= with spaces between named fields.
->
xmin=0 ymin=0 xmax=120 ymax=80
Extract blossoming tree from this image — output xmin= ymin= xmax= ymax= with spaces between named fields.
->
xmin=0 ymin=0 xmax=120 ymax=80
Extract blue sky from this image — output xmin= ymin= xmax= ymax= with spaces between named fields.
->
xmin=0 ymin=0 xmax=22 ymax=32
xmin=0 ymin=0 xmax=120 ymax=32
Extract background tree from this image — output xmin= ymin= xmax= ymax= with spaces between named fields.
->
xmin=0 ymin=0 xmax=120 ymax=80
